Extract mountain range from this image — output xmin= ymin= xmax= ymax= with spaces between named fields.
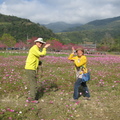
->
xmin=43 ymin=16 xmax=120 ymax=33
xmin=43 ymin=22 xmax=82 ymax=33
xmin=67 ymin=16 xmax=120 ymax=32
xmin=0 ymin=13 xmax=120 ymax=47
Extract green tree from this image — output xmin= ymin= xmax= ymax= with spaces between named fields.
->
xmin=100 ymin=33 xmax=115 ymax=51
xmin=0 ymin=33 xmax=16 ymax=48
xmin=114 ymin=38 xmax=120 ymax=51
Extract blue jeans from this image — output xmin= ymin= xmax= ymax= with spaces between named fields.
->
xmin=73 ymin=78 xmax=90 ymax=99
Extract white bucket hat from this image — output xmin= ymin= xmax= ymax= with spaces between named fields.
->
xmin=34 ymin=38 xmax=46 ymax=44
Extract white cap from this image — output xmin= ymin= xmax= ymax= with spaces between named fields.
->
xmin=34 ymin=38 xmax=46 ymax=44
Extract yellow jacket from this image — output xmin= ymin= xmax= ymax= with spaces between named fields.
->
xmin=25 ymin=45 xmax=46 ymax=70
xmin=68 ymin=53 xmax=87 ymax=73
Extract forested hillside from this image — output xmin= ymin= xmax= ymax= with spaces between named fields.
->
xmin=0 ymin=14 xmax=57 ymax=42
xmin=58 ymin=16 xmax=120 ymax=44
xmin=57 ymin=16 xmax=120 ymax=51
xmin=58 ymin=28 xmax=120 ymax=44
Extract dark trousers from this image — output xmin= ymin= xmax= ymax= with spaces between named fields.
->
xmin=26 ymin=70 xmax=37 ymax=100
xmin=73 ymin=78 xmax=90 ymax=99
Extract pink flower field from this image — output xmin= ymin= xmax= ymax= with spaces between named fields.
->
xmin=0 ymin=53 xmax=120 ymax=120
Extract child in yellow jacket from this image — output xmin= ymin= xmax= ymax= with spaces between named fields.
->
xmin=68 ymin=47 xmax=90 ymax=101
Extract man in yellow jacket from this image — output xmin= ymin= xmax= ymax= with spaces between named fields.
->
xmin=68 ymin=47 xmax=90 ymax=101
xmin=25 ymin=38 xmax=50 ymax=103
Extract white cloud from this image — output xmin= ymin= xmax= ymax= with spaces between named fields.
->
xmin=0 ymin=0 xmax=120 ymax=24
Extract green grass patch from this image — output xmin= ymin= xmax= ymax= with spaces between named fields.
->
xmin=0 ymin=51 xmax=27 ymax=57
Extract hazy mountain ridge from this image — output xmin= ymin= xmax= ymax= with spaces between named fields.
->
xmin=43 ymin=16 xmax=120 ymax=34
xmin=43 ymin=22 xmax=82 ymax=33
xmin=66 ymin=16 xmax=120 ymax=31
xmin=88 ymin=16 xmax=120 ymax=26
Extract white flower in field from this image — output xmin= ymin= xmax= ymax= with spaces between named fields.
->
xmin=25 ymin=104 xmax=28 ymax=107
xmin=80 ymin=92 xmax=82 ymax=95
xmin=41 ymin=99 xmax=44 ymax=102
xmin=16 ymin=95 xmax=19 ymax=99
xmin=66 ymin=93 xmax=68 ymax=95
xmin=19 ymin=111 xmax=22 ymax=114
xmin=74 ymin=110 xmax=77 ymax=112
xmin=61 ymin=98 xmax=63 ymax=100
xmin=25 ymin=86 xmax=27 ymax=89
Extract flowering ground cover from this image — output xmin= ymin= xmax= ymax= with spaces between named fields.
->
xmin=0 ymin=52 xmax=120 ymax=120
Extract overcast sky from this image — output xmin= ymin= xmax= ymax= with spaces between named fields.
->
xmin=0 ymin=0 xmax=120 ymax=24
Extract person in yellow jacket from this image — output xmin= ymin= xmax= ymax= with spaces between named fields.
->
xmin=25 ymin=38 xmax=50 ymax=103
xmin=68 ymin=47 xmax=90 ymax=101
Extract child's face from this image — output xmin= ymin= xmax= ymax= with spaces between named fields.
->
xmin=77 ymin=50 xmax=83 ymax=57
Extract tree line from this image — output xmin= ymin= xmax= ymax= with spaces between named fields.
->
xmin=0 ymin=33 xmax=82 ymax=51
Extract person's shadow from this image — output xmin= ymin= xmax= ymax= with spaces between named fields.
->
xmin=35 ymin=82 xmax=58 ymax=100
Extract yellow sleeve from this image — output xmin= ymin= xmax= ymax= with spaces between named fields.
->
xmin=74 ymin=56 xmax=87 ymax=67
xmin=31 ymin=46 xmax=46 ymax=57
xmin=68 ymin=53 xmax=76 ymax=60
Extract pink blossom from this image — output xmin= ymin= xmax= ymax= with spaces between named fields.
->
xmin=8 ymin=117 xmax=12 ymax=119
xmin=49 ymin=101 xmax=54 ymax=104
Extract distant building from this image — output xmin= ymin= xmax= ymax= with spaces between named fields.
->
xmin=81 ymin=42 xmax=96 ymax=54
